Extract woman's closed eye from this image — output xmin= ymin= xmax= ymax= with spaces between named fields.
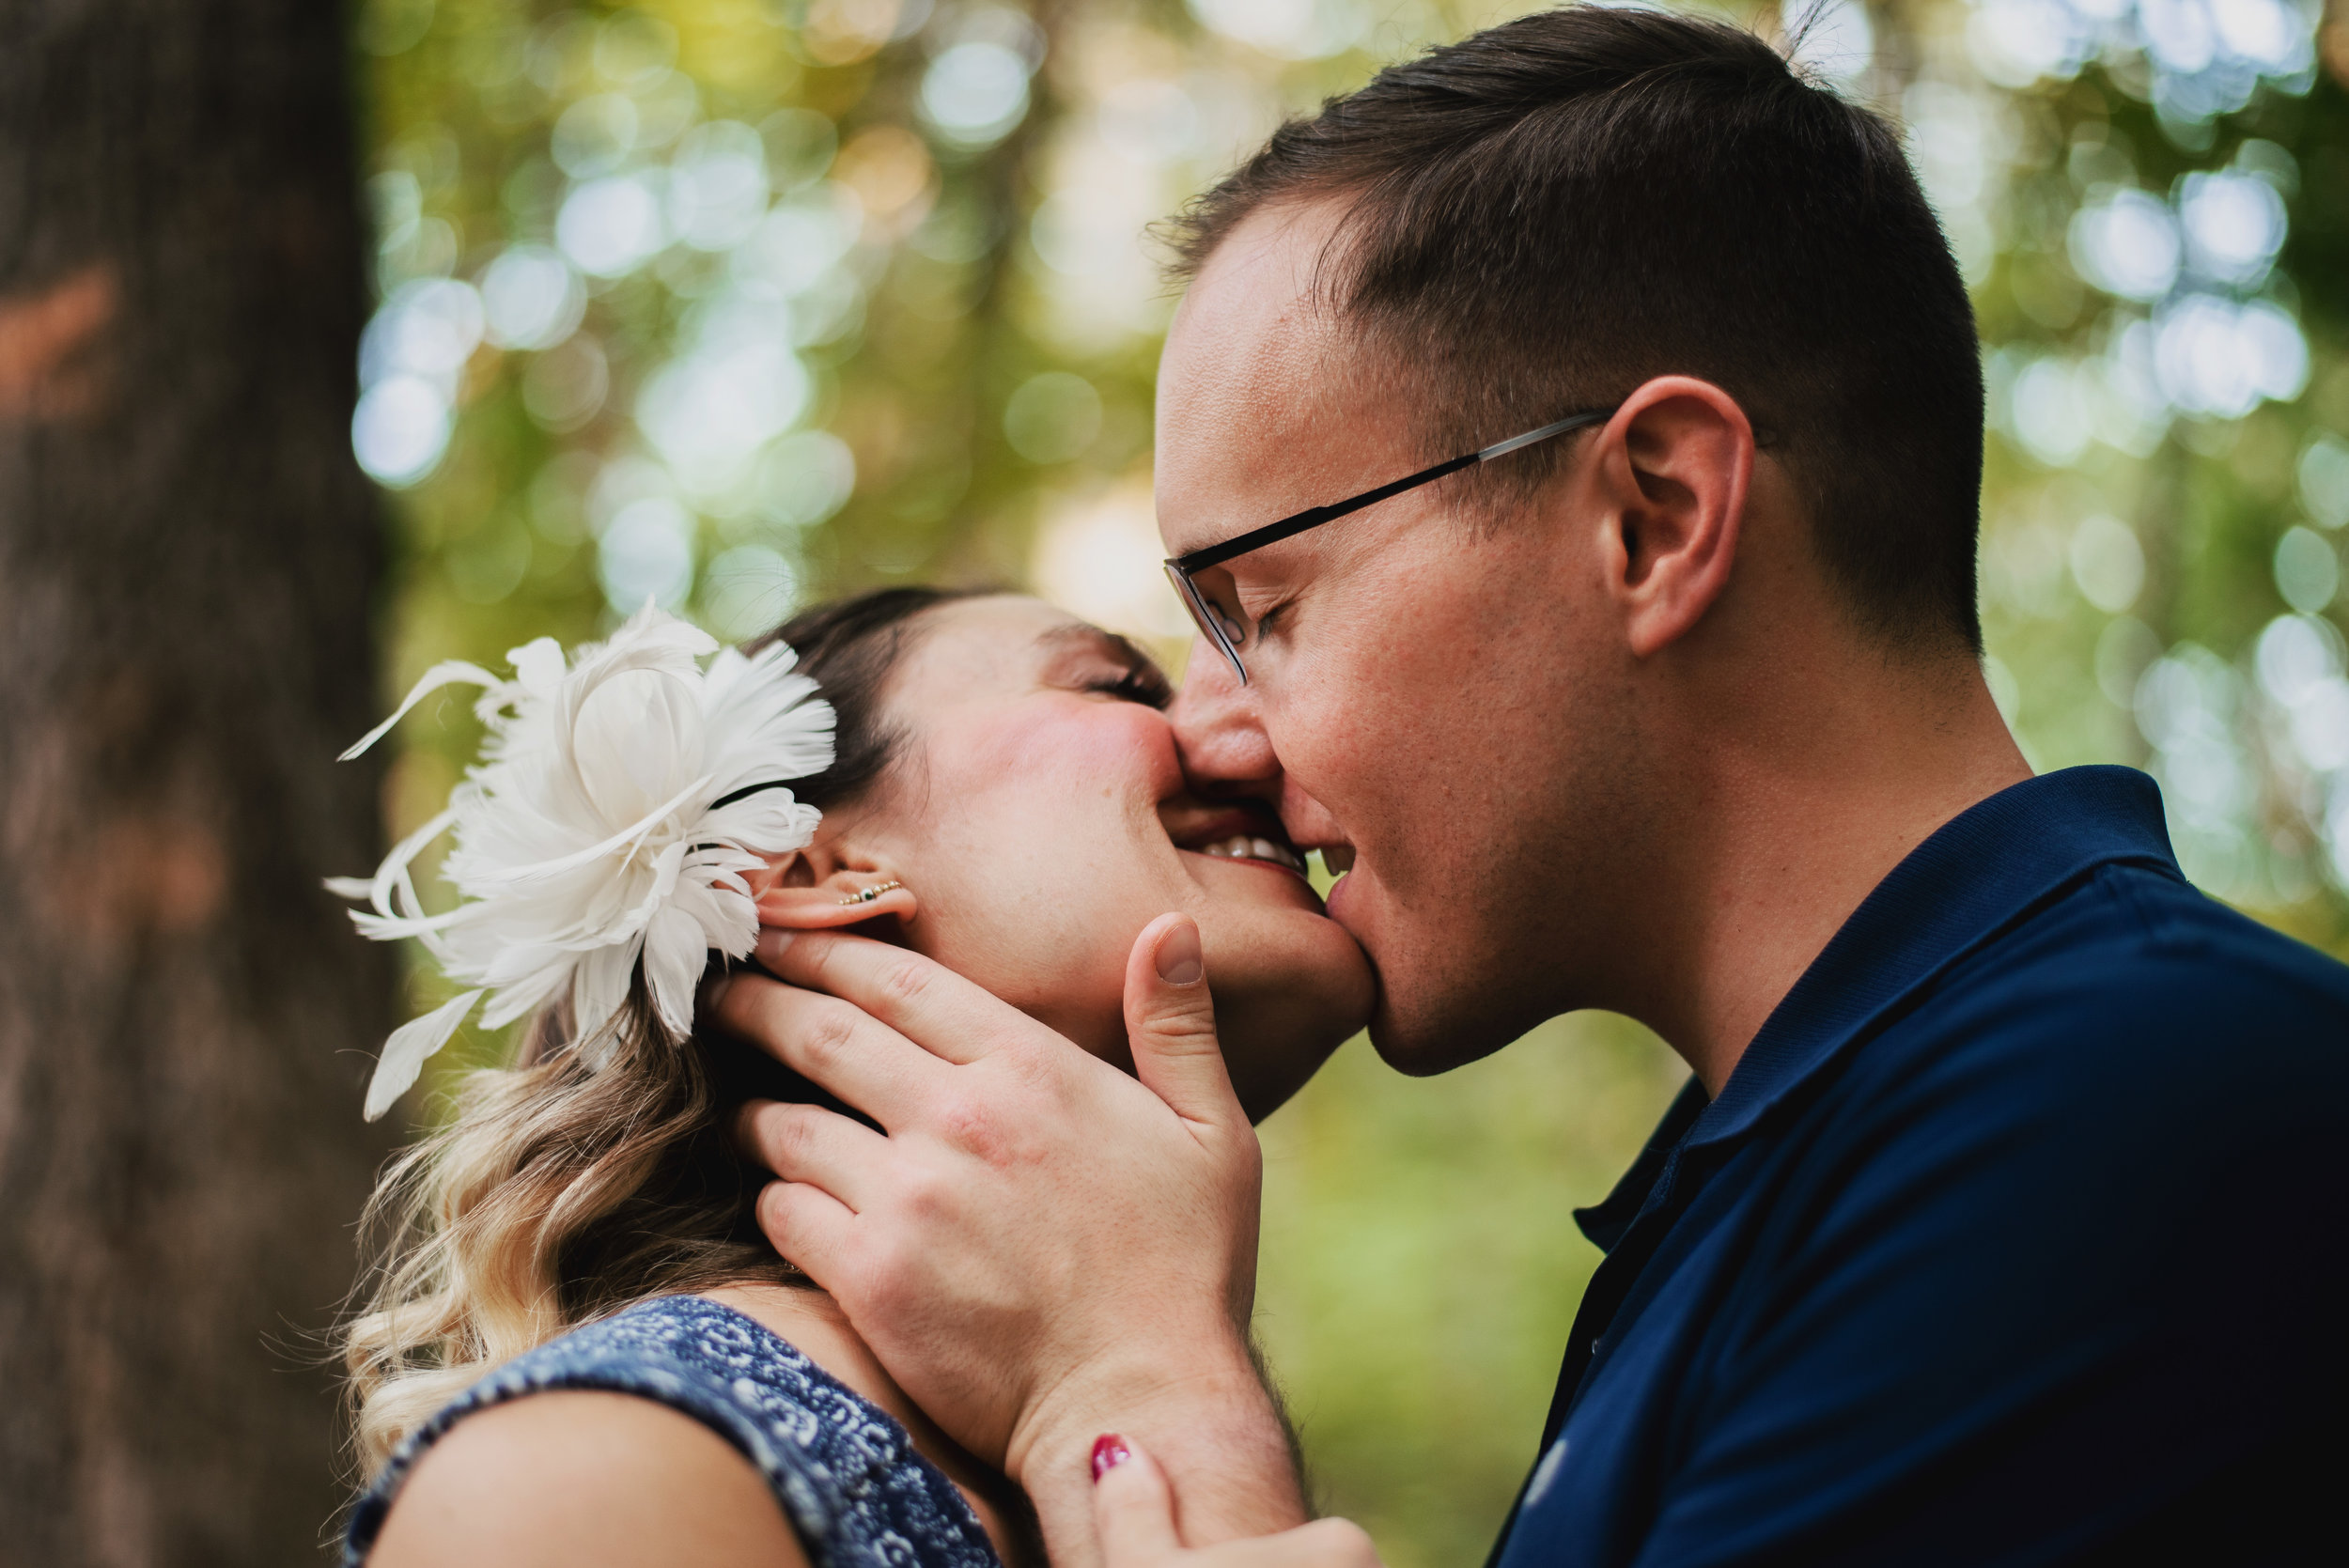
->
xmin=1085 ymin=663 xmax=1172 ymax=709
xmin=1037 ymin=623 xmax=1174 ymax=709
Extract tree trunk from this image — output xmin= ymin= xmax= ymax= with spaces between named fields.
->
xmin=0 ymin=2 xmax=394 ymax=1562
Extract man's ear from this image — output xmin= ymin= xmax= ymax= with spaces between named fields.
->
xmin=741 ymin=849 xmax=919 ymax=930
xmin=1586 ymin=376 xmax=1752 ymax=660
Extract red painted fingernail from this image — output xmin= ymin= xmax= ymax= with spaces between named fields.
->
xmin=1091 ymin=1434 xmax=1131 ymax=1481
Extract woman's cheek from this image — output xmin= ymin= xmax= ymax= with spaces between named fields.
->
xmin=1023 ymin=701 xmax=1182 ymax=795
xmin=916 ymin=846 xmax=1113 ymax=1003
xmin=915 ymin=705 xmax=1180 ymax=1022
xmin=1122 ymin=708 xmax=1188 ymax=795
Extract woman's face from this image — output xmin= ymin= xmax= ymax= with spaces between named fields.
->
xmin=834 ymin=595 xmax=1374 ymax=1119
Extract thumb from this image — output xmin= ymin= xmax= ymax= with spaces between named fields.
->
xmin=1124 ymin=913 xmax=1242 ymax=1126
xmin=1094 ymin=1436 xmax=1182 ymax=1567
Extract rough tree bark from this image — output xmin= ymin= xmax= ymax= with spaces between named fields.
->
xmin=0 ymin=2 xmax=395 ymax=1563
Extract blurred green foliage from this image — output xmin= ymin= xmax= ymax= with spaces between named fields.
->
xmin=1257 ymin=1010 xmax=1683 ymax=1567
xmin=351 ymin=0 xmax=2349 ymax=1562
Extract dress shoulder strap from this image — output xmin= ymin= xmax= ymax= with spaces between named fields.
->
xmin=343 ymin=1295 xmax=1002 ymax=1568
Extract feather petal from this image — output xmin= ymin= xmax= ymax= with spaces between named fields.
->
xmin=642 ymin=904 xmax=707 ymax=1039
xmin=571 ymin=943 xmax=636 ymax=1048
xmin=331 ymin=608 xmax=842 ymax=1110
xmin=460 ymin=773 xmax=712 ymax=888
xmin=339 ymin=661 xmax=504 ymax=761
xmin=363 ymin=988 xmax=483 ymax=1122
xmin=507 ymin=636 xmax=566 ymax=696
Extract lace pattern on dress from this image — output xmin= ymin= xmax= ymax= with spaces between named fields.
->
xmin=343 ymin=1294 xmax=1003 ymax=1568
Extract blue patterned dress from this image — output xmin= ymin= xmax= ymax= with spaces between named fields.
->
xmin=344 ymin=1295 xmax=1005 ymax=1568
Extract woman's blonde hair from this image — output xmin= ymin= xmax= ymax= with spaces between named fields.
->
xmin=341 ymin=586 xmax=983 ymax=1473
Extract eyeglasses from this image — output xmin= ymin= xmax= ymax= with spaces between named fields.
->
xmin=1163 ymin=408 xmax=1617 ymax=685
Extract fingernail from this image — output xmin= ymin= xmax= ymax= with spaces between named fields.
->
xmin=703 ymin=972 xmax=734 ymax=1012
xmin=1091 ymin=1435 xmax=1131 ymax=1481
xmin=755 ymin=929 xmax=795 ymax=967
xmin=1154 ymin=922 xmax=1204 ymax=986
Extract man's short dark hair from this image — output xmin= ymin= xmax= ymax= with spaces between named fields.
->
xmin=1167 ymin=5 xmax=1986 ymax=654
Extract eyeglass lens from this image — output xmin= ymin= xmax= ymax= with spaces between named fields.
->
xmin=1165 ymin=564 xmax=1250 ymax=684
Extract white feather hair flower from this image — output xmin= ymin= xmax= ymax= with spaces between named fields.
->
xmin=328 ymin=603 xmax=833 ymax=1121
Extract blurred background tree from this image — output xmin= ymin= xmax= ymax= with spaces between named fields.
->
xmin=349 ymin=1 xmax=2349 ymax=1565
xmin=0 ymin=0 xmax=394 ymax=1560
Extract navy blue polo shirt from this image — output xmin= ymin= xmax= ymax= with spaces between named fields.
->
xmin=1493 ymin=766 xmax=2349 ymax=1567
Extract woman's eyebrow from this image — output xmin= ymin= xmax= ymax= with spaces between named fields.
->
xmin=1034 ymin=625 xmax=1171 ymax=686
xmin=1037 ymin=623 xmax=1138 ymax=664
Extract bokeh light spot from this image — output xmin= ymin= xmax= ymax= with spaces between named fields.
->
xmin=353 ymin=376 xmax=453 ymax=487
xmin=598 ymin=495 xmax=698 ymax=612
xmin=921 ymin=42 xmax=1034 ymax=149
xmin=2068 ymin=188 xmax=2180 ymax=303
xmin=1033 ymin=478 xmax=1192 ymax=641
xmin=1003 ymin=371 xmax=1104 ymax=464
xmin=479 ymin=244 xmax=585 ymax=350
xmin=521 ymin=335 xmax=610 ymax=433
xmin=1788 ymin=0 xmax=1875 ymax=84
xmin=1189 ymin=0 xmax=1371 ymax=61
xmin=669 ymin=120 xmax=770 ymax=252
xmin=2297 ymin=433 xmax=2349 ymax=528
xmin=703 ymin=545 xmax=802 ymax=641
xmin=2275 ymin=524 xmax=2341 ymax=613
xmin=557 ymin=174 xmax=669 ymax=277
xmin=552 ymin=93 xmax=642 ymax=179
xmin=754 ymin=430 xmax=859 ymax=531
xmin=636 ymin=339 xmax=812 ymax=493
xmin=2177 ymin=169 xmax=2286 ymax=287
xmin=2069 ymin=513 xmax=2146 ymax=612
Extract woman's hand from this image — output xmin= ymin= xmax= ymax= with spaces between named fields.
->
xmin=1095 ymin=1439 xmax=1382 ymax=1568
xmin=711 ymin=913 xmax=1307 ymax=1568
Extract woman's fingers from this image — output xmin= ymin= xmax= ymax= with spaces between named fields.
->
xmin=1092 ymin=1438 xmax=1386 ymax=1568
xmin=1093 ymin=1439 xmax=1182 ymax=1566
xmin=756 ymin=929 xmax=1026 ymax=1066
xmin=737 ymin=1100 xmax=890 ymax=1213
xmin=708 ymin=970 xmax=947 ymax=1124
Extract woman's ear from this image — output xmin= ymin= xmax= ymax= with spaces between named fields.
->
xmin=742 ymin=849 xmax=919 ymax=930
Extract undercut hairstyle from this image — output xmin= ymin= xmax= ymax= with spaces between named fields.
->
xmin=1167 ymin=5 xmax=1987 ymax=654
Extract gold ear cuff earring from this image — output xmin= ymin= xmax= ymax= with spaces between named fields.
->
xmin=837 ymin=879 xmax=904 ymax=906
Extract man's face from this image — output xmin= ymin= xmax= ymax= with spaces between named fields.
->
xmin=1156 ymin=203 xmax=1643 ymax=1073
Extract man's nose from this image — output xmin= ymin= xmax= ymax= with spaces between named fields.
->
xmin=1169 ymin=635 xmax=1281 ymax=791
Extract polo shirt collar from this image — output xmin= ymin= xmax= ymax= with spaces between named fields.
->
xmin=1577 ymin=766 xmax=2179 ymax=1250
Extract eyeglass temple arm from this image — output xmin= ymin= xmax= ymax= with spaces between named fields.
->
xmin=1172 ymin=454 xmax=1472 ymax=572
xmin=1169 ymin=410 xmax=1612 ymax=573
xmin=1475 ymin=410 xmax=1610 ymax=461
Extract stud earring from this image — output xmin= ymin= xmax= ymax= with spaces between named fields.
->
xmin=837 ymin=879 xmax=904 ymax=906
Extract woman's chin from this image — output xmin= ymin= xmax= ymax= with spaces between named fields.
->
xmin=1184 ymin=846 xmax=1330 ymax=910
xmin=1204 ymin=911 xmax=1377 ymax=1121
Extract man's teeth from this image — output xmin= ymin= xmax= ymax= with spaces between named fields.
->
xmin=1197 ymin=835 xmax=1306 ymax=872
